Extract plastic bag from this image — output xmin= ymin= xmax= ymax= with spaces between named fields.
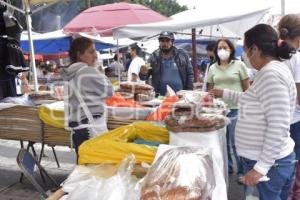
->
xmin=106 ymin=93 xmax=143 ymax=108
xmin=140 ymin=146 xmax=216 ymax=200
xmin=38 ymin=101 xmax=65 ymax=128
xmin=63 ymin=155 xmax=140 ymax=200
xmin=78 ymin=122 xmax=169 ymax=165
xmin=0 ymin=94 xmax=34 ymax=105
xmin=146 ymin=96 xmax=179 ymax=121
xmin=107 ymin=106 xmax=155 ymax=120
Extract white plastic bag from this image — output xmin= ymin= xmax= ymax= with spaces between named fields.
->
xmin=63 ymin=154 xmax=141 ymax=200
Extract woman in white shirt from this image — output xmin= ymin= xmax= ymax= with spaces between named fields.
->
xmin=278 ymin=13 xmax=300 ymax=200
xmin=211 ymin=24 xmax=296 ymax=200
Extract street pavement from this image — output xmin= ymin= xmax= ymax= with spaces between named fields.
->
xmin=0 ymin=139 xmax=243 ymax=200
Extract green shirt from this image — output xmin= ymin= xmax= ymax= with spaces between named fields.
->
xmin=207 ymin=60 xmax=249 ymax=109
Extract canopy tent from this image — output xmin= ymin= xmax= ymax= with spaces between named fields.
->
xmin=20 ymin=30 xmax=116 ymax=54
xmin=113 ymin=7 xmax=270 ymax=39
xmin=63 ymin=2 xmax=169 ymax=36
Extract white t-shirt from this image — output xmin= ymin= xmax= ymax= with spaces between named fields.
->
xmin=127 ymin=56 xmax=145 ymax=82
xmin=284 ymin=52 xmax=300 ymax=124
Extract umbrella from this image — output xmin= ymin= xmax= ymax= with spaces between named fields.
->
xmin=63 ymin=2 xmax=169 ymax=36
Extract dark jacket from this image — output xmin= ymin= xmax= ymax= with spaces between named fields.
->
xmin=141 ymin=47 xmax=194 ymax=94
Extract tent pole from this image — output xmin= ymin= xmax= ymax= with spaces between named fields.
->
xmin=23 ymin=0 xmax=38 ymax=92
xmin=191 ymin=28 xmax=198 ymax=82
xmin=117 ymin=39 xmax=120 ymax=85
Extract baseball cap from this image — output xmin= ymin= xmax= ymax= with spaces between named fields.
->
xmin=158 ymin=31 xmax=174 ymax=40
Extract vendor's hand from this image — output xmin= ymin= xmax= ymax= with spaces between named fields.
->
xmin=239 ymin=169 xmax=263 ymax=186
xmin=209 ymin=88 xmax=223 ymax=98
xmin=140 ymin=65 xmax=149 ymax=75
xmin=21 ymin=84 xmax=31 ymax=94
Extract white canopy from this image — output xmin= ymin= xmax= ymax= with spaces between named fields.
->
xmin=113 ymin=7 xmax=270 ymax=39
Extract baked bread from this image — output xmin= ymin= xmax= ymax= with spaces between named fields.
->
xmin=140 ymin=147 xmax=215 ymax=200
xmin=28 ymin=91 xmax=58 ymax=101
xmin=120 ymin=82 xmax=153 ymax=91
xmin=164 ymin=114 xmax=226 ymax=132
xmin=136 ymin=93 xmax=154 ymax=102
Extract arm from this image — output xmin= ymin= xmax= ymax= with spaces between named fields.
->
xmin=241 ymin=78 xmax=250 ymax=91
xmin=296 ymin=83 xmax=300 ymax=103
xmin=20 ymin=73 xmax=31 ymax=93
xmin=240 ymin=61 xmax=250 ymax=91
xmin=253 ymin=71 xmax=292 ymax=175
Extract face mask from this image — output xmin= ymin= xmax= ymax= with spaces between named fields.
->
xmin=217 ymin=49 xmax=230 ymax=61
xmin=241 ymin=52 xmax=255 ymax=70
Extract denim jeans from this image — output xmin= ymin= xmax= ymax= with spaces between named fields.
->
xmin=226 ymin=109 xmax=243 ymax=175
xmin=290 ymin=121 xmax=300 ymax=160
xmin=288 ymin=161 xmax=300 ymax=200
xmin=288 ymin=120 xmax=300 ymax=200
xmin=241 ymin=153 xmax=296 ymax=200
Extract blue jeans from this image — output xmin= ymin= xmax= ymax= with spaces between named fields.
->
xmin=241 ymin=153 xmax=296 ymax=200
xmin=226 ymin=109 xmax=243 ymax=175
xmin=290 ymin=121 xmax=300 ymax=160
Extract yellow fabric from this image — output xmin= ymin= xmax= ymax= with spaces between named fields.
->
xmin=38 ymin=105 xmax=65 ymax=128
xmin=78 ymin=122 xmax=169 ymax=165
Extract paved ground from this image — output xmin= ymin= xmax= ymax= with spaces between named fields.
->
xmin=0 ymin=139 xmax=244 ymax=200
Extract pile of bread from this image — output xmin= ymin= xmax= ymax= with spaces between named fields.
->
xmin=118 ymin=82 xmax=155 ymax=102
xmin=28 ymin=91 xmax=58 ymax=101
xmin=140 ymin=147 xmax=215 ymax=200
xmin=165 ymin=90 xmax=228 ymax=132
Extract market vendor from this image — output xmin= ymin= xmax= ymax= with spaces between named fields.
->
xmin=61 ymin=37 xmax=113 ymax=155
xmin=140 ymin=31 xmax=194 ymax=96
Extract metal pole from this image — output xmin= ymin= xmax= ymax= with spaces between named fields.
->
xmin=281 ymin=0 xmax=285 ymax=16
xmin=23 ymin=0 xmax=38 ymax=92
xmin=117 ymin=39 xmax=120 ymax=85
xmin=192 ymin=28 xmax=198 ymax=82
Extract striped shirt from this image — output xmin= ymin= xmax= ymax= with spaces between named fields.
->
xmin=223 ymin=60 xmax=296 ymax=175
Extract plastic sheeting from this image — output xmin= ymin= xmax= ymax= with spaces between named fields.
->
xmin=141 ymin=146 xmax=216 ymax=200
xmin=169 ymin=128 xmax=228 ymax=200
xmin=78 ymin=122 xmax=169 ymax=165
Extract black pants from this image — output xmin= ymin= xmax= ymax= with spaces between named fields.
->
xmin=69 ymin=115 xmax=102 ymax=156
xmin=72 ymin=127 xmax=89 ymax=155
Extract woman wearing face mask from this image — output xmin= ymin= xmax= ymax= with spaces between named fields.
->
xmin=61 ymin=37 xmax=113 ymax=158
xmin=211 ymin=24 xmax=296 ymax=200
xmin=278 ymin=14 xmax=300 ymax=200
xmin=207 ymin=38 xmax=250 ymax=179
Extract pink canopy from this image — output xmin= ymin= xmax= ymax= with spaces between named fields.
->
xmin=63 ymin=2 xmax=169 ymax=36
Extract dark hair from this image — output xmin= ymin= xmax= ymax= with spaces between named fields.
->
xmin=113 ymin=54 xmax=118 ymax=61
xmin=214 ymin=38 xmax=236 ymax=65
xmin=244 ymin=24 xmax=294 ymax=60
xmin=129 ymin=43 xmax=141 ymax=55
xmin=69 ymin=37 xmax=94 ymax=63
xmin=278 ymin=14 xmax=300 ymax=40
xmin=206 ymin=41 xmax=217 ymax=51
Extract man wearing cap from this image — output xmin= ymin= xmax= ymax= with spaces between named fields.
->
xmin=140 ymin=31 xmax=194 ymax=96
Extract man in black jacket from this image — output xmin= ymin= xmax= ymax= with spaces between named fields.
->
xmin=140 ymin=31 xmax=194 ymax=96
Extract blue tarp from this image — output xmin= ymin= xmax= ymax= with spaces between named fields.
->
xmin=21 ymin=37 xmax=115 ymax=55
